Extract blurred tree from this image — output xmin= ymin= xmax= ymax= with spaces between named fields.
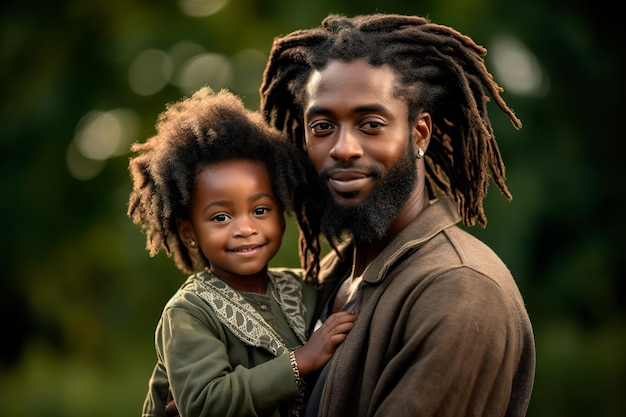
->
xmin=0 ymin=0 xmax=624 ymax=416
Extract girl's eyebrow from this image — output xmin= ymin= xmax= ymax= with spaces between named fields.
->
xmin=202 ymin=199 xmax=229 ymax=214
xmin=249 ymin=192 xmax=276 ymax=203
xmin=201 ymin=192 xmax=276 ymax=214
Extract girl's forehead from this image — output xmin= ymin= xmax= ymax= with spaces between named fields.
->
xmin=197 ymin=159 xmax=270 ymax=188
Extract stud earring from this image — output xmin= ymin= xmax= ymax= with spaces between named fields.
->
xmin=416 ymin=147 xmax=425 ymax=159
xmin=190 ymin=240 xmax=196 ymax=247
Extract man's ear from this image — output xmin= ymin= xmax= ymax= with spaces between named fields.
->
xmin=412 ymin=111 xmax=432 ymax=152
xmin=176 ymin=218 xmax=197 ymax=249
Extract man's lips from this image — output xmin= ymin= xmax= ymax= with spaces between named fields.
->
xmin=327 ymin=170 xmax=370 ymax=194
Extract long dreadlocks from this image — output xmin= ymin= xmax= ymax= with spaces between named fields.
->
xmin=260 ymin=13 xmax=521 ymax=227
xmin=128 ymin=87 xmax=322 ymax=281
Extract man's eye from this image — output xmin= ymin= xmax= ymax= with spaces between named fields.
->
xmin=362 ymin=120 xmax=385 ymax=130
xmin=310 ymin=121 xmax=333 ymax=132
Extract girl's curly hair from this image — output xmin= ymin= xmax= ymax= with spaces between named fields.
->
xmin=128 ymin=87 xmax=322 ymax=281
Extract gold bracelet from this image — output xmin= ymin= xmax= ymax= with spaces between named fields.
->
xmin=289 ymin=351 xmax=305 ymax=394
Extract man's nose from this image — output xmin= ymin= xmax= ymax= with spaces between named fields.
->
xmin=329 ymin=128 xmax=363 ymax=162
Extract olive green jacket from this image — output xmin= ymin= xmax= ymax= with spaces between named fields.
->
xmin=142 ymin=268 xmax=318 ymax=417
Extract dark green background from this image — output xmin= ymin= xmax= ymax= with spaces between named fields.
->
xmin=2 ymin=0 xmax=624 ymax=416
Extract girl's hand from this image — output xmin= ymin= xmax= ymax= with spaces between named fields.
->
xmin=294 ymin=311 xmax=357 ymax=375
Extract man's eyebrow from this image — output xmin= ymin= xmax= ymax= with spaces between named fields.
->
xmin=353 ymin=104 xmax=389 ymax=114
xmin=305 ymin=104 xmax=390 ymax=119
xmin=305 ymin=106 xmax=331 ymax=119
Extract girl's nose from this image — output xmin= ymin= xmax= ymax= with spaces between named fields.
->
xmin=233 ymin=217 xmax=258 ymax=237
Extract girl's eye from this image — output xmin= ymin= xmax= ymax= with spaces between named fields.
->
xmin=211 ymin=213 xmax=230 ymax=223
xmin=253 ymin=207 xmax=270 ymax=216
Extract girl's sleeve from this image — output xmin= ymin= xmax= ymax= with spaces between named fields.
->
xmin=157 ymin=291 xmax=300 ymax=417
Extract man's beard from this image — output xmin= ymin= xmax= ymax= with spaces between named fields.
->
xmin=320 ymin=146 xmax=417 ymax=244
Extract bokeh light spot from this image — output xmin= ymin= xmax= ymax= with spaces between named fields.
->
xmin=168 ymin=41 xmax=206 ymax=70
xmin=489 ymin=34 xmax=547 ymax=97
xmin=66 ymin=141 xmax=105 ymax=181
xmin=73 ymin=109 xmax=139 ymax=161
xmin=231 ymin=49 xmax=267 ymax=97
xmin=178 ymin=0 xmax=229 ymax=17
xmin=74 ymin=111 xmax=122 ymax=161
xmin=176 ymin=53 xmax=233 ymax=94
xmin=128 ymin=49 xmax=173 ymax=96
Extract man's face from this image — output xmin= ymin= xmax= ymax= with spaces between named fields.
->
xmin=304 ymin=59 xmax=418 ymax=242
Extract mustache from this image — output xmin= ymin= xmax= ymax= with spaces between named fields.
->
xmin=319 ymin=162 xmax=382 ymax=179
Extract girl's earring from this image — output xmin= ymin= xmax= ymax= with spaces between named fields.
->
xmin=190 ymin=240 xmax=196 ymax=247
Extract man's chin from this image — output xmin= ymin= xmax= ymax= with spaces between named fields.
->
xmin=320 ymin=145 xmax=417 ymax=243
xmin=332 ymin=200 xmax=362 ymax=211
xmin=320 ymin=201 xmax=356 ymax=240
xmin=330 ymin=190 xmax=366 ymax=207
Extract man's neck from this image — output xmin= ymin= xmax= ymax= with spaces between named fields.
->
xmin=350 ymin=191 xmax=430 ymax=278
xmin=352 ymin=240 xmax=384 ymax=278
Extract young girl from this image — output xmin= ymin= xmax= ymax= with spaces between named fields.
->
xmin=128 ymin=87 xmax=356 ymax=417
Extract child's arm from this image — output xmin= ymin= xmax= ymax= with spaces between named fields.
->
xmin=158 ymin=297 xmax=301 ymax=417
xmin=158 ymin=308 xmax=357 ymax=417
xmin=293 ymin=310 xmax=357 ymax=376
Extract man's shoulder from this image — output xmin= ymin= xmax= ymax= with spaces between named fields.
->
xmin=381 ymin=222 xmax=513 ymax=292
xmin=439 ymin=226 xmax=511 ymax=278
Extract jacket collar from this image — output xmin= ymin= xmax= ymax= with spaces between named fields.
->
xmin=318 ymin=197 xmax=461 ymax=286
xmin=360 ymin=197 xmax=461 ymax=284
xmin=366 ymin=196 xmax=460 ymax=283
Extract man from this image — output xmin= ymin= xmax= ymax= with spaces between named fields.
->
xmin=259 ymin=13 xmax=534 ymax=417
xmin=165 ymin=12 xmax=535 ymax=417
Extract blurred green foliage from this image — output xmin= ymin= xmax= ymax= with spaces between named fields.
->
xmin=1 ymin=0 xmax=624 ymax=416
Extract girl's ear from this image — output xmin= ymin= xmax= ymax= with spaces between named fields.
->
xmin=176 ymin=218 xmax=197 ymax=249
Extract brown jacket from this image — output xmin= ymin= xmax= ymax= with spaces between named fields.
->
xmin=317 ymin=197 xmax=535 ymax=417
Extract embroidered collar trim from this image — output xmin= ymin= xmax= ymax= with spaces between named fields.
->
xmin=185 ymin=270 xmax=308 ymax=356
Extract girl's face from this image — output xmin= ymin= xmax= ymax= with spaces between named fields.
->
xmin=178 ymin=159 xmax=284 ymax=290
